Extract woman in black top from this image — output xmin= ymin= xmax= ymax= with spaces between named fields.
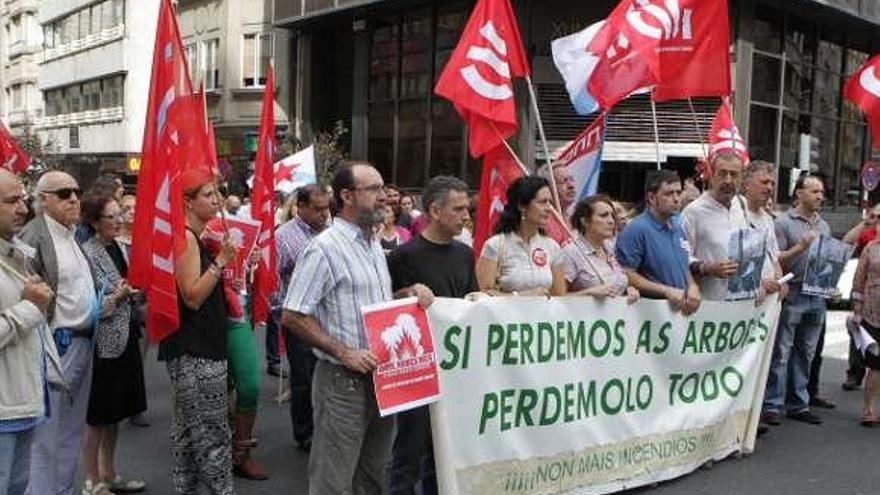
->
xmin=161 ymin=173 xmax=237 ymax=495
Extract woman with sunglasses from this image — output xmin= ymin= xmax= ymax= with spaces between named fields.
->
xmin=158 ymin=169 xmax=237 ymax=494
xmin=78 ymin=188 xmax=147 ymax=495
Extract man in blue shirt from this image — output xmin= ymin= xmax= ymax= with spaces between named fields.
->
xmin=616 ymin=169 xmax=701 ymax=315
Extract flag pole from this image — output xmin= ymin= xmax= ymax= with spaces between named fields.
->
xmin=525 ymin=75 xmax=563 ymax=211
xmin=649 ymin=94 xmax=662 ymax=171
xmin=687 ymin=97 xmax=708 ymax=160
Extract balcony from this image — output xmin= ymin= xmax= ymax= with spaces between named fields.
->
xmin=3 ymin=0 xmax=37 ymax=16
xmin=7 ymin=39 xmax=41 ymax=59
xmin=35 ymin=107 xmax=124 ymax=129
xmin=43 ymin=25 xmax=125 ymax=63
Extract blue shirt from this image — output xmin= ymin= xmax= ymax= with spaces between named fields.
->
xmin=615 ymin=211 xmax=691 ymax=291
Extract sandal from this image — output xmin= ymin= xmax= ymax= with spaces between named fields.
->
xmin=860 ymin=412 xmax=877 ymax=427
xmin=81 ymin=480 xmax=113 ymax=495
xmin=109 ymin=475 xmax=146 ymax=494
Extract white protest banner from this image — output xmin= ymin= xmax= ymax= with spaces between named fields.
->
xmin=428 ymin=296 xmax=781 ymax=495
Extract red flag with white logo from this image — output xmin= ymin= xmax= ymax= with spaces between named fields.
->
xmin=250 ymin=65 xmax=277 ymax=325
xmin=434 ymin=0 xmax=529 ymax=158
xmin=845 ymin=53 xmax=880 ymax=148
xmin=586 ymin=1 xmax=658 ymax=111
xmin=651 ymin=0 xmax=731 ymax=101
xmin=708 ymin=97 xmax=749 ymax=164
xmin=473 ymin=145 xmax=524 ymax=257
xmin=0 ymin=120 xmax=29 ymax=173
xmin=130 ymin=0 xmax=208 ymax=342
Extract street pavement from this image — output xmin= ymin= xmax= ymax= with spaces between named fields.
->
xmin=105 ymin=312 xmax=877 ymax=495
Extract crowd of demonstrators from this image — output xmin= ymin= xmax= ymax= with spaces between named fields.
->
xmin=476 ymin=176 xmax=567 ymax=296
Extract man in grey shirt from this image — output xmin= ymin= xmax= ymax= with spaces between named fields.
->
xmin=763 ymin=175 xmax=831 ymax=426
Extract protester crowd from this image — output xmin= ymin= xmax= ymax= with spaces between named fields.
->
xmin=1 ymin=149 xmax=880 ymax=495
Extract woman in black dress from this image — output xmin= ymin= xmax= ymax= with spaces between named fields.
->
xmin=80 ymin=189 xmax=147 ymax=495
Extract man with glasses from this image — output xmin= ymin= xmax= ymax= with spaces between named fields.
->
xmin=0 ymin=169 xmax=61 ymax=494
xmin=20 ymin=171 xmax=99 ymax=495
xmin=283 ymin=162 xmax=433 ymax=494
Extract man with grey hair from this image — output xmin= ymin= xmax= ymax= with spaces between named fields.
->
xmin=738 ymin=160 xmax=786 ymax=300
xmin=0 ymin=168 xmax=62 ymax=494
xmin=21 ymin=171 xmax=99 ymax=495
xmin=386 ymin=175 xmax=476 ymax=495
xmin=538 ymin=162 xmax=577 ymax=216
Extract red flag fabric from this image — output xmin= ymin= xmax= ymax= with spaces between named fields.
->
xmin=586 ymin=2 xmax=658 ymax=111
xmin=434 ymin=0 xmax=529 ymax=158
xmin=473 ymin=145 xmax=524 ymax=257
xmin=0 ymin=120 xmax=29 ymax=173
xmin=651 ymin=0 xmax=731 ymax=101
xmin=130 ymin=0 xmax=208 ymax=342
xmin=708 ymin=97 xmax=749 ymax=165
xmin=845 ymin=53 xmax=880 ymax=148
xmin=250 ymin=65 xmax=277 ymax=325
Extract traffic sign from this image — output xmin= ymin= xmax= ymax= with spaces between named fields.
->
xmin=863 ymin=161 xmax=880 ymax=192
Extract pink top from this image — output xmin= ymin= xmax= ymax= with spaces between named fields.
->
xmin=853 ymin=240 xmax=880 ymax=327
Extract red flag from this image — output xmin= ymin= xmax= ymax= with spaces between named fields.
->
xmin=845 ymin=53 xmax=880 ymax=148
xmin=0 ymin=120 xmax=29 ymax=173
xmin=130 ymin=0 xmax=209 ymax=342
xmin=250 ymin=65 xmax=277 ymax=325
xmin=434 ymin=0 xmax=529 ymax=158
xmin=652 ymin=0 xmax=731 ymax=101
xmin=708 ymin=97 xmax=749 ymax=165
xmin=586 ymin=1 xmax=658 ymax=111
xmin=473 ymin=145 xmax=524 ymax=257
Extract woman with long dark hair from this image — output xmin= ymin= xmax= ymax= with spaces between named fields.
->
xmin=475 ymin=176 xmax=566 ymax=296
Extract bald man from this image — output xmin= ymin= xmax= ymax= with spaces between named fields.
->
xmin=0 ymin=169 xmax=62 ymax=494
xmin=20 ymin=171 xmax=99 ymax=495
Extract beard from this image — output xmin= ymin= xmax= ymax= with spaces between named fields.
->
xmin=356 ymin=205 xmax=385 ymax=228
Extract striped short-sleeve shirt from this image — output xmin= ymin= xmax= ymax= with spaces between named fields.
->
xmin=283 ymin=217 xmax=393 ymax=363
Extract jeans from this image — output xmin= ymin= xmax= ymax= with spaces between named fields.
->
xmin=764 ymin=291 xmax=826 ymax=414
xmin=0 ymin=429 xmax=33 ymax=495
xmin=807 ymin=321 xmax=826 ymax=399
xmin=265 ymin=308 xmax=282 ymax=367
xmin=283 ymin=321 xmax=315 ymax=446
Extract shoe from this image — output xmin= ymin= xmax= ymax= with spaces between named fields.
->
xmin=82 ymin=480 xmax=113 ymax=495
xmin=809 ymin=396 xmax=836 ymax=409
xmin=786 ymin=410 xmax=823 ymax=425
xmin=233 ymin=411 xmax=269 ymax=481
xmin=128 ymin=413 xmax=150 ymax=427
xmin=756 ymin=423 xmax=770 ymax=437
xmin=296 ymin=438 xmax=312 ymax=453
xmin=860 ymin=411 xmax=877 ymax=427
xmin=108 ymin=475 xmax=146 ymax=494
xmin=266 ymin=364 xmax=287 ymax=378
xmin=842 ymin=379 xmax=861 ymax=391
xmin=760 ymin=411 xmax=780 ymax=426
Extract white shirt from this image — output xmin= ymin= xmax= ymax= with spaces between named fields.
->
xmin=680 ymin=192 xmax=748 ymax=301
xmin=45 ymin=215 xmax=96 ymax=330
xmin=481 ymin=232 xmax=562 ymax=293
xmin=736 ymin=196 xmax=779 ymax=280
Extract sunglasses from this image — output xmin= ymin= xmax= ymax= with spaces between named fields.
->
xmin=43 ymin=187 xmax=82 ymax=200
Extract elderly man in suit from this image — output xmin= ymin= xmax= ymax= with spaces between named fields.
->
xmin=21 ymin=171 xmax=99 ymax=495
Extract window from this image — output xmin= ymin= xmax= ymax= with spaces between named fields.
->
xmin=185 ymin=43 xmax=199 ymax=86
xmin=242 ymin=33 xmax=272 ymax=87
xmin=78 ymin=9 xmax=90 ymax=38
xmin=43 ymin=75 xmax=125 ymax=117
xmin=11 ymin=85 xmax=23 ymax=110
xmin=42 ymin=0 xmax=123 ymax=52
xmin=201 ymin=39 xmax=219 ymax=90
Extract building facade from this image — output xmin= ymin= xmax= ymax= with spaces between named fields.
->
xmin=176 ymin=0 xmax=292 ymax=195
xmin=1 ymin=0 xmax=42 ymax=133
xmin=275 ymin=0 xmax=880 ymax=229
xmin=34 ymin=0 xmax=157 ymax=186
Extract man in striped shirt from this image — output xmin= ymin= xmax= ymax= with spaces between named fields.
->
xmin=283 ymin=161 xmax=432 ymax=495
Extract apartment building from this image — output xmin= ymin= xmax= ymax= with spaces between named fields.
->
xmin=176 ymin=0 xmax=291 ymax=194
xmin=1 ymin=0 xmax=42 ymax=133
xmin=35 ymin=0 xmax=158 ymax=185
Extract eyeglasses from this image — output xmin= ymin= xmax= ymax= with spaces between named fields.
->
xmin=100 ymin=212 xmax=123 ymax=221
xmin=353 ymin=184 xmax=384 ymax=194
xmin=42 ymin=187 xmax=82 ymax=200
